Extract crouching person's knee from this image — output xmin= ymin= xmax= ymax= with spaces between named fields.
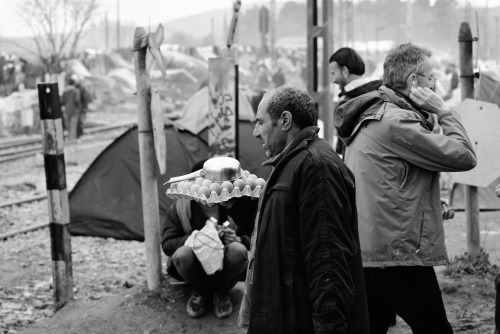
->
xmin=171 ymin=245 xmax=196 ymax=269
xmin=225 ymin=242 xmax=248 ymax=265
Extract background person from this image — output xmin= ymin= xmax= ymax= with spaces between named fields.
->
xmin=61 ymin=76 xmax=81 ymax=140
xmin=335 ymin=43 xmax=477 ymax=334
xmin=329 ymin=47 xmax=382 ymax=156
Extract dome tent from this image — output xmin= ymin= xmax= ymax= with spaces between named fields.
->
xmin=69 ymin=89 xmax=270 ymax=240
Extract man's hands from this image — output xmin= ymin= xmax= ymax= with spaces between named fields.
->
xmin=218 ymin=226 xmax=241 ymax=245
xmin=410 ymin=87 xmax=451 ymax=115
xmin=441 ymin=198 xmax=455 ymax=220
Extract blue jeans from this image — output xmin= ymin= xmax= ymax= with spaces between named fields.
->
xmin=168 ymin=242 xmax=248 ymax=293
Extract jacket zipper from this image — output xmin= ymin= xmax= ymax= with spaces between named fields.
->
xmin=416 ymin=212 xmax=424 ymax=254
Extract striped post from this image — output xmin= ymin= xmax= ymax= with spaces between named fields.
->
xmin=37 ymin=83 xmax=73 ymax=311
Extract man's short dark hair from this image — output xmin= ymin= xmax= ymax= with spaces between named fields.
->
xmin=266 ymin=85 xmax=317 ymax=129
xmin=383 ymin=43 xmax=432 ymax=90
xmin=329 ymin=47 xmax=365 ymax=76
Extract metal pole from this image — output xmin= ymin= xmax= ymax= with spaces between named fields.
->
xmin=105 ymin=12 xmax=109 ymax=50
xmin=37 ymin=83 xmax=73 ymax=311
xmin=133 ymin=27 xmax=162 ymax=290
xmin=270 ymin=0 xmax=276 ymax=67
xmin=458 ymin=21 xmax=480 ymax=261
xmin=116 ymin=0 xmax=121 ymax=49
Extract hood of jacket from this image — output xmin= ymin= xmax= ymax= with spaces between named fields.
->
xmin=335 ymin=85 xmax=432 ymax=146
xmin=342 ymin=78 xmax=383 ymax=100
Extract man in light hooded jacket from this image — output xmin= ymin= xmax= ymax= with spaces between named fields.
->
xmin=334 ymin=43 xmax=477 ymax=334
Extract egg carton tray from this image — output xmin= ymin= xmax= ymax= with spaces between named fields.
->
xmin=166 ymin=185 xmax=263 ymax=207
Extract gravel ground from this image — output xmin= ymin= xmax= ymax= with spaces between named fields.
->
xmin=1 ymin=104 xmax=500 ymax=333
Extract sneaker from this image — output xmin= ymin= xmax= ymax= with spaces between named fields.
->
xmin=186 ymin=290 xmax=205 ymax=318
xmin=213 ymin=291 xmax=233 ymax=319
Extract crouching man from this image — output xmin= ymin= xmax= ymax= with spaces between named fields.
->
xmin=161 ymin=161 xmax=250 ymax=319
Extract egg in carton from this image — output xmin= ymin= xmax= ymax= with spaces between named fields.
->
xmin=166 ymin=170 xmax=266 ymax=207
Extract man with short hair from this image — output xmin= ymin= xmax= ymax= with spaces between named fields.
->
xmin=329 ymin=47 xmax=382 ymax=155
xmin=329 ymin=47 xmax=382 ymax=104
xmin=335 ymin=43 xmax=477 ymax=333
xmin=226 ymin=85 xmax=369 ymax=333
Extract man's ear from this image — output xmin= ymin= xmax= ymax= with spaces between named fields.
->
xmin=342 ymin=66 xmax=349 ymax=77
xmin=281 ymin=111 xmax=292 ymax=131
xmin=408 ymin=73 xmax=417 ymax=88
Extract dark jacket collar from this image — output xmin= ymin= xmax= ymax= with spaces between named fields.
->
xmin=262 ymin=126 xmax=320 ymax=167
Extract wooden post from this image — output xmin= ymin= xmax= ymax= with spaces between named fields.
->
xmin=133 ymin=27 xmax=162 ymax=290
xmin=459 ymin=22 xmax=480 ymax=260
xmin=37 ymin=83 xmax=73 ymax=311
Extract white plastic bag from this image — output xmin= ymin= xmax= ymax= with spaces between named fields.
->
xmin=184 ymin=219 xmax=225 ymax=275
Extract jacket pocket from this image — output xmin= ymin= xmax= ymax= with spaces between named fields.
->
xmin=399 ymin=160 xmax=409 ymax=190
xmin=267 ymin=183 xmax=292 ymax=194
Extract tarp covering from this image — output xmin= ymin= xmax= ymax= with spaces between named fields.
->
xmin=69 ymin=121 xmax=271 ymax=241
xmin=477 ymin=71 xmax=500 ymax=106
xmin=450 ymin=177 xmax=500 ymax=211
xmin=174 ymin=86 xmax=255 ymax=135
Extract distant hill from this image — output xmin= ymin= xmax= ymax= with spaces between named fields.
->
xmin=163 ymin=8 xmax=233 ymax=41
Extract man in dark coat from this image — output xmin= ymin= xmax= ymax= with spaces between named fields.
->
xmin=226 ymin=85 xmax=369 ymax=334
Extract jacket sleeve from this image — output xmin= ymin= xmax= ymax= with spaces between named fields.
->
xmin=226 ymin=196 xmax=258 ymax=237
xmin=298 ymin=153 xmax=358 ymax=334
xmin=160 ymin=202 xmax=190 ymax=256
xmin=388 ymin=109 xmax=477 ymax=172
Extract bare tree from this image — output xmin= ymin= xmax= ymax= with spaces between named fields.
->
xmin=17 ymin=0 xmax=99 ymax=73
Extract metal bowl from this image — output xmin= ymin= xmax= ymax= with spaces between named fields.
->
xmin=164 ymin=156 xmax=242 ymax=184
xmin=202 ymin=157 xmax=241 ymax=182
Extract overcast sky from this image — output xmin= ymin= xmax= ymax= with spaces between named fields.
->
xmin=0 ymin=0 xmax=495 ymax=38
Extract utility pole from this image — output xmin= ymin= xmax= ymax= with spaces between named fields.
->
xmin=116 ymin=0 xmax=121 ymax=49
xmin=406 ymin=0 xmax=413 ymax=42
xmin=496 ymin=17 xmax=499 ymax=64
xmin=485 ymin=0 xmax=489 ymax=59
xmin=307 ymin=0 xmax=334 ymax=145
xmin=105 ymin=12 xmax=109 ymax=50
xmin=346 ymin=0 xmax=354 ymax=47
xmin=338 ymin=0 xmax=344 ymax=46
xmin=270 ymin=0 xmax=276 ymax=67
xmin=211 ymin=17 xmax=216 ymax=45
xmin=223 ymin=14 xmax=228 ymax=40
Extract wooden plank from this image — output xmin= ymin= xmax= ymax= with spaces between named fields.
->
xmin=151 ymin=88 xmax=167 ymax=174
xmin=208 ymin=57 xmax=237 ymax=158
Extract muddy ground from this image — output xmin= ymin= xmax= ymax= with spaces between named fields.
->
xmin=1 ymin=106 xmax=500 ymax=333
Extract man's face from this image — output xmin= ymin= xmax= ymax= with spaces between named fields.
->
xmin=329 ymin=61 xmax=348 ymax=91
xmin=415 ymin=58 xmax=436 ymax=91
xmin=253 ymin=94 xmax=287 ymax=158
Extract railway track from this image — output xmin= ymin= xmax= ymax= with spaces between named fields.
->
xmin=0 ymin=121 xmax=136 ymax=163
xmin=0 ymin=121 xmax=138 ymax=239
